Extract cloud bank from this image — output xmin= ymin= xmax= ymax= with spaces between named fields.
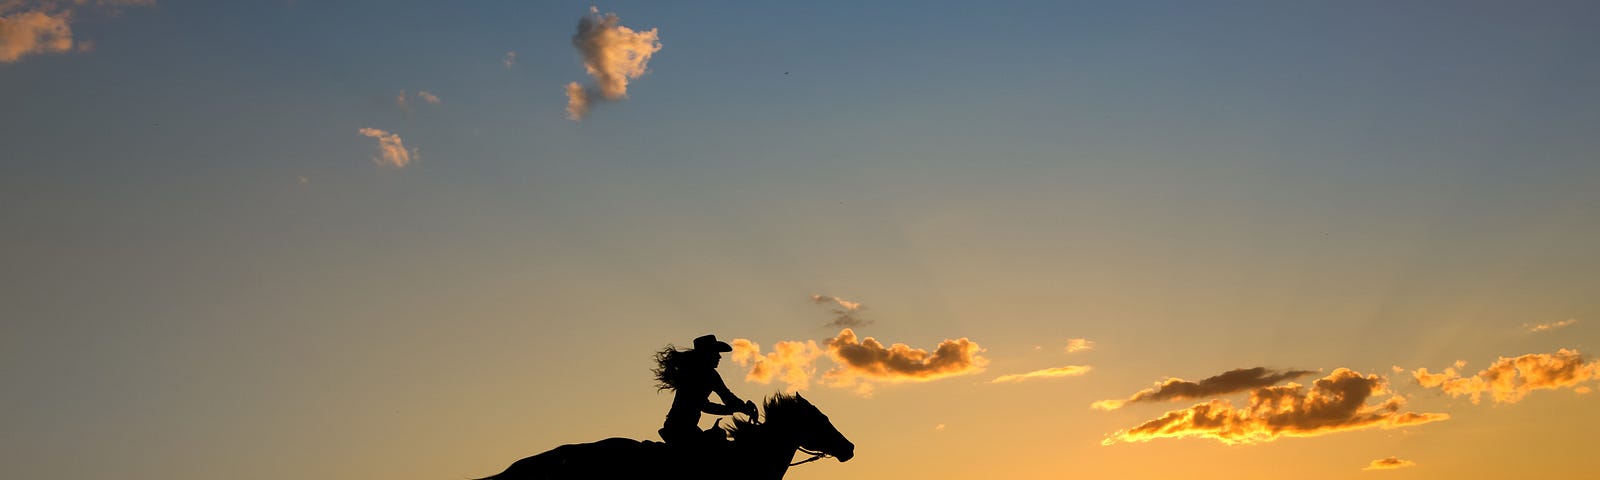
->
xmin=1102 ymin=369 xmax=1448 ymax=445
xmin=1364 ymin=456 xmax=1416 ymax=471
xmin=811 ymin=294 xmax=868 ymax=327
xmin=2 ymin=1 xmax=152 ymax=64
xmin=357 ymin=127 xmax=414 ymax=168
xmin=564 ymin=7 xmax=661 ymax=121
xmin=1092 ymin=367 xmax=1316 ymax=410
xmin=992 ymin=365 xmax=1091 ymax=383
xmin=1412 ymin=349 xmax=1599 ymax=404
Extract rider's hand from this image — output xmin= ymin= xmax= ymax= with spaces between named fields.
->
xmin=743 ymin=400 xmax=758 ymax=415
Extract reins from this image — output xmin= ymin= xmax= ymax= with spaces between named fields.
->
xmin=790 ymin=447 xmax=829 ymax=466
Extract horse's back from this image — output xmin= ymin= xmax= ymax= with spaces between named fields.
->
xmin=478 ymin=437 xmax=668 ymax=480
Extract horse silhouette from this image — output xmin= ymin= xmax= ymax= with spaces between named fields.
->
xmin=473 ymin=393 xmax=853 ymax=480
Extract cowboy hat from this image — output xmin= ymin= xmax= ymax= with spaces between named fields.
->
xmin=693 ymin=334 xmax=733 ymax=352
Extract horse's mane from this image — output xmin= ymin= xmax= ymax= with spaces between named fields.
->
xmin=725 ymin=393 xmax=812 ymax=442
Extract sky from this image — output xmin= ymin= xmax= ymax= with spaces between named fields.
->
xmin=3 ymin=1 xmax=1599 ymax=479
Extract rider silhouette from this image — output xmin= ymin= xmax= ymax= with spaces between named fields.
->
xmin=653 ymin=334 xmax=758 ymax=448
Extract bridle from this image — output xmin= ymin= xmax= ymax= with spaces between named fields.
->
xmin=789 ymin=446 xmax=830 ymax=467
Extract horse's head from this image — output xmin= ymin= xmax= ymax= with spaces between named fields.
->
xmin=763 ymin=392 xmax=854 ymax=462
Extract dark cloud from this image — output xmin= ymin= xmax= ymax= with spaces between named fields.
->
xmin=1103 ymin=369 xmax=1449 ymax=445
xmin=1092 ymin=367 xmax=1315 ymax=410
xmin=810 ymin=294 xmax=868 ymax=328
xmin=823 ymin=328 xmax=986 ymax=395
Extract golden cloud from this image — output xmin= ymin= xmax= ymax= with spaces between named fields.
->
xmin=1102 ymin=369 xmax=1448 ymax=445
xmin=564 ymin=7 xmax=660 ymax=121
xmin=357 ymin=127 xmax=414 ymax=168
xmin=1363 ymin=456 xmax=1416 ymax=471
xmin=1 ymin=0 xmax=153 ymax=64
xmin=992 ymin=365 xmax=1091 ymax=383
xmin=1412 ymin=348 xmax=1600 ymax=404
xmin=731 ymin=329 xmax=987 ymax=395
xmin=1065 ymin=338 xmax=1095 ymax=353
xmin=1 ymin=8 xmax=73 ymax=63
xmin=1092 ymin=367 xmax=1315 ymax=410
xmin=730 ymin=338 xmax=824 ymax=391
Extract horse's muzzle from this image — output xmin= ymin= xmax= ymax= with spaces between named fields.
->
xmin=835 ymin=442 xmax=855 ymax=462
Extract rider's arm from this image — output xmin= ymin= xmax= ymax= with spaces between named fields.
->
xmin=702 ymin=372 xmax=749 ymax=415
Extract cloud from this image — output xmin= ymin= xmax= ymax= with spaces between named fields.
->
xmin=992 ymin=365 xmax=1091 ymax=383
xmin=564 ymin=82 xmax=589 ymax=121
xmin=1412 ymin=349 xmax=1600 ymax=404
xmin=1102 ymin=368 xmax=1449 ymax=445
xmin=1092 ymin=367 xmax=1316 ymax=411
xmin=1 ymin=8 xmax=73 ymax=63
xmin=822 ymin=328 xmax=987 ymax=392
xmin=1526 ymin=318 xmax=1577 ymax=333
xmin=731 ymin=329 xmax=987 ymax=395
xmin=811 ymin=294 xmax=868 ymax=328
xmin=1363 ymin=456 xmax=1416 ymax=471
xmin=563 ymin=7 xmax=661 ymax=121
xmin=730 ymin=338 xmax=824 ymax=391
xmin=395 ymin=90 xmax=440 ymax=116
xmin=395 ymin=90 xmax=411 ymax=116
xmin=1066 ymin=338 xmax=1094 ymax=353
xmin=1 ymin=0 xmax=153 ymax=64
xmin=356 ymin=127 xmax=414 ymax=168
xmin=501 ymin=50 xmax=516 ymax=68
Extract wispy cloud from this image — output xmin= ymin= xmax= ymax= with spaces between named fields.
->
xmin=1065 ymin=338 xmax=1095 ymax=353
xmin=992 ymin=365 xmax=1091 ymax=383
xmin=1 ymin=0 xmax=152 ymax=64
xmin=822 ymin=328 xmax=987 ymax=394
xmin=1526 ymin=319 xmax=1577 ymax=333
xmin=564 ymin=7 xmax=661 ymax=121
xmin=1102 ymin=369 xmax=1448 ymax=445
xmin=730 ymin=338 xmax=824 ymax=391
xmin=395 ymin=90 xmax=440 ymax=116
xmin=811 ymin=295 xmax=868 ymax=328
xmin=501 ymin=50 xmax=516 ymax=68
xmin=357 ymin=127 xmax=414 ymax=168
xmin=1092 ymin=367 xmax=1315 ymax=410
xmin=1363 ymin=457 xmax=1416 ymax=471
xmin=1412 ymin=349 xmax=1599 ymax=404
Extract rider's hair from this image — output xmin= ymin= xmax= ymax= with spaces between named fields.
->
xmin=651 ymin=345 xmax=697 ymax=391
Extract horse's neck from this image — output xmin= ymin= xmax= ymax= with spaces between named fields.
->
xmin=736 ymin=423 xmax=800 ymax=480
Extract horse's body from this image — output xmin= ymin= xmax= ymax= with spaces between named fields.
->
xmin=474 ymin=393 xmax=853 ymax=480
